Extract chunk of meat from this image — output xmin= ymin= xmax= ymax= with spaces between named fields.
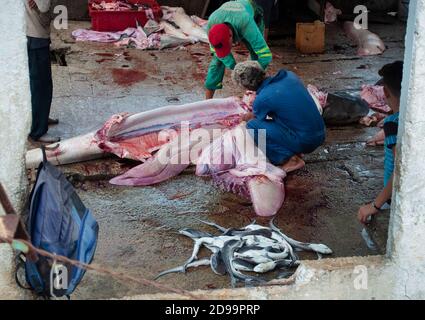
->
xmin=344 ymin=21 xmax=386 ymax=56
xmin=360 ymin=85 xmax=392 ymax=113
xmin=324 ymin=2 xmax=342 ymax=24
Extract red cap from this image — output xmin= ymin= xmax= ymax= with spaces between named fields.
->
xmin=208 ymin=24 xmax=232 ymax=58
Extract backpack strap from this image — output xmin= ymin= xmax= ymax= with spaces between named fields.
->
xmin=15 ymin=254 xmax=31 ymax=291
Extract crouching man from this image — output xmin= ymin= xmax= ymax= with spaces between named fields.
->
xmin=232 ymin=61 xmax=326 ymax=172
xmin=357 ymin=61 xmax=403 ymax=224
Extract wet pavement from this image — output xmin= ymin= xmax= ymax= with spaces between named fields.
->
xmin=32 ymin=21 xmax=405 ymax=299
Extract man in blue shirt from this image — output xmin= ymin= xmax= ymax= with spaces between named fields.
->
xmin=232 ymin=61 xmax=326 ymax=172
xmin=358 ymin=61 xmax=403 ymax=224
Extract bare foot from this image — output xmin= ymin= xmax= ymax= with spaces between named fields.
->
xmin=282 ymin=155 xmax=305 ymax=173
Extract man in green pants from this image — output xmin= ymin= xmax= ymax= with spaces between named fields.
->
xmin=205 ymin=0 xmax=272 ymax=99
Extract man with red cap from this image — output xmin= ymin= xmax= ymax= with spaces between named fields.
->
xmin=205 ymin=0 xmax=272 ymax=99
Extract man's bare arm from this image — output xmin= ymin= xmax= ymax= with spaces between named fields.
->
xmin=357 ymin=148 xmax=396 ymax=224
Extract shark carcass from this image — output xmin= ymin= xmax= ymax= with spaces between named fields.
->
xmin=26 ymin=98 xmax=286 ymax=216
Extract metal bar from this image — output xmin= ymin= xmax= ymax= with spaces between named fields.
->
xmin=0 ymin=182 xmax=30 ymax=242
xmin=319 ymin=0 xmax=326 ymax=21
xmin=201 ymin=0 xmax=211 ymax=18
xmin=0 ymin=215 xmax=19 ymax=240
xmin=0 ymin=183 xmax=16 ymax=215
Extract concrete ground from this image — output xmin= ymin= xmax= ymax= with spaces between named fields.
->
xmin=29 ymin=20 xmax=405 ymax=299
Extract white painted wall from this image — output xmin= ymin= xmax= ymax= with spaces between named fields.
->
xmin=0 ymin=0 xmax=32 ymax=299
xmin=387 ymin=0 xmax=425 ymax=299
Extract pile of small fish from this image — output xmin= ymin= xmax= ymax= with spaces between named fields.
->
xmin=155 ymin=219 xmax=333 ymax=287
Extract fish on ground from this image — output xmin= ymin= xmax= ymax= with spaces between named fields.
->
xmin=360 ymin=85 xmax=392 ymax=113
xmin=322 ymin=92 xmax=370 ymax=126
xmin=161 ymin=6 xmax=209 ymax=43
xmin=26 ymin=98 xmax=245 ymax=168
xmin=155 ymin=220 xmax=332 ymax=287
xmin=344 ymin=21 xmax=386 ymax=56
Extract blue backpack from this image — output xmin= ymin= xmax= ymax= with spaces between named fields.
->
xmin=21 ymin=147 xmax=99 ymax=298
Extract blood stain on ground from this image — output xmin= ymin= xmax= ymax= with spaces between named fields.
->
xmin=96 ymin=53 xmax=115 ymax=57
xmin=96 ymin=58 xmax=113 ymax=63
xmin=112 ymin=68 xmax=147 ymax=86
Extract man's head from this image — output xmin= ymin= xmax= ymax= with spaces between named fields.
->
xmin=378 ymin=61 xmax=403 ymax=109
xmin=209 ymin=24 xmax=233 ymax=58
xmin=232 ymin=61 xmax=266 ymax=91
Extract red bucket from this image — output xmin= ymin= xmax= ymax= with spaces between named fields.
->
xmin=89 ymin=0 xmax=163 ymax=32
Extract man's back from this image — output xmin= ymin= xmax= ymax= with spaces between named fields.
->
xmin=253 ymin=70 xmax=325 ymax=134
xmin=208 ymin=0 xmax=254 ymax=41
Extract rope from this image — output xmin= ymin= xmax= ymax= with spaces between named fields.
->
xmin=0 ymin=235 xmax=202 ymax=300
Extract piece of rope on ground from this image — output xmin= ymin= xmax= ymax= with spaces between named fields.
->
xmin=0 ymin=235 xmax=203 ymax=300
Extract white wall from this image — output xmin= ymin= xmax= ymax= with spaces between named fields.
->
xmin=387 ymin=0 xmax=425 ymax=299
xmin=0 ymin=0 xmax=32 ymax=299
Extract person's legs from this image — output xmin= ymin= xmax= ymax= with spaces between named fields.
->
xmin=247 ymin=119 xmax=301 ymax=166
xmin=282 ymin=130 xmax=325 ymax=172
xmin=28 ymin=45 xmax=53 ymax=140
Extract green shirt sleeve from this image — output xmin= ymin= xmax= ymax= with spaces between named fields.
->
xmin=209 ymin=44 xmax=237 ymax=70
xmin=208 ymin=46 xmax=234 ymax=71
xmin=240 ymin=18 xmax=272 ymax=70
xmin=205 ymin=54 xmax=226 ymax=90
xmin=218 ymin=54 xmax=237 ymax=70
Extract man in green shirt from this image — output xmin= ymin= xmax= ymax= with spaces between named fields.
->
xmin=205 ymin=0 xmax=272 ymax=99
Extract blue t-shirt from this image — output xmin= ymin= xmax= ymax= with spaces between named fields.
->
xmin=383 ymin=112 xmax=399 ymax=186
xmin=253 ymin=70 xmax=325 ymax=135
